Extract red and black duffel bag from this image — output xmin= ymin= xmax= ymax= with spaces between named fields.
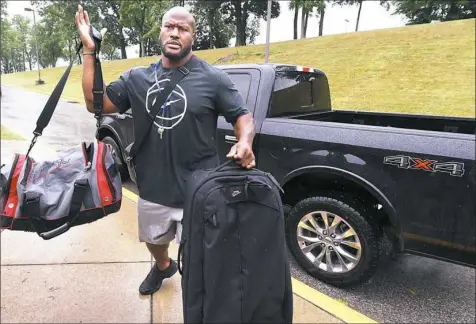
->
xmin=0 ymin=26 xmax=122 ymax=240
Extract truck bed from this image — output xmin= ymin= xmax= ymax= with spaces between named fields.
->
xmin=288 ymin=110 xmax=475 ymax=135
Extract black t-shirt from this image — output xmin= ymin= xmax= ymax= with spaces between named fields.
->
xmin=105 ymin=56 xmax=249 ymax=208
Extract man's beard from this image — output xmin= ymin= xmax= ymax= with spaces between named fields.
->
xmin=161 ymin=41 xmax=192 ymax=61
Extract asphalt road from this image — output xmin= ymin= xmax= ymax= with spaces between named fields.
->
xmin=1 ymin=85 xmax=475 ymax=323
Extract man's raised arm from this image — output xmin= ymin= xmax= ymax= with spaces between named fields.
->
xmin=76 ymin=5 xmax=120 ymax=114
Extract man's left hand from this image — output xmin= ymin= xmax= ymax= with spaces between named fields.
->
xmin=226 ymin=141 xmax=256 ymax=169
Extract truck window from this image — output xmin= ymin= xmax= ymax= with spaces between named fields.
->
xmin=226 ymin=72 xmax=252 ymax=103
xmin=269 ymin=71 xmax=331 ymax=117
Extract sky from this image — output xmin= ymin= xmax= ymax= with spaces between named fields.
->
xmin=6 ymin=0 xmax=408 ymax=64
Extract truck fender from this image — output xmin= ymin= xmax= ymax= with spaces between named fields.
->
xmin=283 ymin=166 xmax=401 ymax=239
xmin=98 ymin=124 xmax=126 ymax=160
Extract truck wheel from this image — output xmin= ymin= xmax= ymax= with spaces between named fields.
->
xmin=286 ymin=192 xmax=381 ymax=287
xmin=101 ymin=136 xmax=130 ymax=181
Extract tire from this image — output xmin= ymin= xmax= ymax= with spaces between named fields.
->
xmin=101 ymin=136 xmax=130 ymax=181
xmin=285 ymin=191 xmax=381 ymax=287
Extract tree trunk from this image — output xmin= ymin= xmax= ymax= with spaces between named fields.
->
xmin=319 ymin=6 xmax=325 ymax=36
xmin=304 ymin=11 xmax=309 ymax=38
xmin=300 ymin=8 xmax=307 ymax=39
xmin=234 ymin=0 xmax=242 ymax=46
xmin=240 ymin=11 xmax=247 ymax=45
xmin=208 ymin=10 xmax=214 ymax=49
xmin=120 ymin=32 xmax=127 ymax=59
xmin=140 ymin=40 xmax=145 ymax=57
xmin=22 ymin=50 xmax=26 ymax=72
xmin=293 ymin=4 xmax=298 ymax=40
xmin=355 ymin=0 xmax=363 ymax=32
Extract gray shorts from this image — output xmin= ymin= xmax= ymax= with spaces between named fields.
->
xmin=137 ymin=197 xmax=183 ymax=245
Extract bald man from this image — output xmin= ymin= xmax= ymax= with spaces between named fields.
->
xmin=76 ymin=5 xmax=256 ymax=295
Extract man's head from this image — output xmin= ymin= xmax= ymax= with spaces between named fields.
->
xmin=159 ymin=6 xmax=195 ymax=61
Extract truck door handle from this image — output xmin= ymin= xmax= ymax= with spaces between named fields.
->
xmin=225 ymin=135 xmax=237 ymax=143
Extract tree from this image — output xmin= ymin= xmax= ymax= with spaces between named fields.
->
xmin=289 ymin=0 xmax=326 ymax=39
xmin=35 ymin=18 xmax=63 ymax=68
xmin=1 ymin=1 xmax=7 ymax=19
xmin=11 ymin=15 xmax=33 ymax=71
xmin=32 ymin=0 xmax=102 ymax=65
xmin=101 ymin=34 xmax=122 ymax=61
xmin=334 ymin=0 xmax=363 ymax=32
xmin=96 ymin=0 xmax=129 ymax=59
xmin=120 ymin=0 xmax=172 ymax=57
xmin=318 ymin=1 xmax=326 ymax=36
xmin=191 ymin=0 xmax=234 ymax=50
xmin=289 ymin=0 xmax=299 ymax=39
xmin=383 ymin=0 xmax=475 ymax=25
xmin=222 ymin=0 xmax=281 ymax=47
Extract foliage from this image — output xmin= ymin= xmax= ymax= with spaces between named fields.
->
xmin=119 ymin=0 xmax=172 ymax=57
xmin=31 ymin=0 xmax=101 ymax=65
xmin=289 ymin=0 xmax=326 ymax=39
xmin=191 ymin=0 xmax=234 ymax=50
xmin=3 ymin=18 xmax=474 ymax=118
xmin=222 ymin=0 xmax=281 ymax=46
xmin=384 ymin=0 xmax=476 ymax=24
xmin=96 ymin=0 xmax=129 ymax=59
xmin=2 ymin=0 xmax=472 ymax=73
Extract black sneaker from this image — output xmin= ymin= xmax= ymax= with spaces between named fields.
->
xmin=139 ymin=259 xmax=178 ymax=295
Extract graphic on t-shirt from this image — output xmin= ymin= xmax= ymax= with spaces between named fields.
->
xmin=145 ymin=77 xmax=188 ymax=139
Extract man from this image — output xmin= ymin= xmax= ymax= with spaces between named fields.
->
xmin=75 ymin=5 xmax=256 ymax=295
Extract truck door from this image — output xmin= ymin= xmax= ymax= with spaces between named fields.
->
xmin=216 ymin=68 xmax=261 ymax=164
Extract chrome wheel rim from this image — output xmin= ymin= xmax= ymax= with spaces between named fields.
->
xmin=296 ymin=211 xmax=362 ymax=273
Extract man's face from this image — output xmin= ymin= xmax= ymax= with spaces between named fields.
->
xmin=159 ymin=13 xmax=194 ymax=61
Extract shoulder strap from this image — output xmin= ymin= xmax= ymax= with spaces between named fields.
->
xmin=127 ymin=55 xmax=200 ymax=160
xmin=25 ymin=25 xmax=104 ymax=159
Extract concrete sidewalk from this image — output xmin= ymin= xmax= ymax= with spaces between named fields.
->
xmin=0 ymin=140 xmax=342 ymax=323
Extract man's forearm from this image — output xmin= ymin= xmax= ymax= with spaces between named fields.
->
xmin=81 ymin=54 xmax=105 ymax=113
xmin=234 ymin=113 xmax=256 ymax=145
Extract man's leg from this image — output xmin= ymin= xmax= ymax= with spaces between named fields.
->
xmin=146 ymin=242 xmax=170 ymax=271
xmin=137 ymin=197 xmax=182 ymax=295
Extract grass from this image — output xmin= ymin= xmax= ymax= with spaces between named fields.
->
xmin=1 ymin=125 xmax=25 ymax=141
xmin=1 ymin=18 xmax=475 ymax=117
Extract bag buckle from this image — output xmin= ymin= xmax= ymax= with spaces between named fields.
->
xmin=178 ymin=66 xmax=190 ymax=75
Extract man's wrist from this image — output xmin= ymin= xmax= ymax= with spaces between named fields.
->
xmin=237 ymin=138 xmax=253 ymax=147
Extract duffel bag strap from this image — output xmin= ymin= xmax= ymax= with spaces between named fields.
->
xmin=25 ymin=25 xmax=104 ymax=159
xmin=23 ymin=178 xmax=89 ymax=240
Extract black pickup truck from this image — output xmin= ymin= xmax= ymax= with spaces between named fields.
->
xmin=98 ymin=63 xmax=475 ymax=287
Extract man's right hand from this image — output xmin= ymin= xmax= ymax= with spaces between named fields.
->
xmin=75 ymin=5 xmax=95 ymax=51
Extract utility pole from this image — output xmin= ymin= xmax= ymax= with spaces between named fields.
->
xmin=24 ymin=7 xmax=44 ymax=85
xmin=265 ymin=0 xmax=272 ymax=63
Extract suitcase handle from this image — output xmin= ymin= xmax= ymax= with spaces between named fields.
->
xmin=213 ymin=159 xmax=253 ymax=172
xmin=38 ymin=223 xmax=71 ymax=240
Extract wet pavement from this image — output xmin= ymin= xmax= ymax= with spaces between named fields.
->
xmin=0 ymin=85 xmax=342 ymax=323
xmin=1 ymin=84 xmax=475 ymax=323
xmin=0 ymin=85 xmax=97 ymax=153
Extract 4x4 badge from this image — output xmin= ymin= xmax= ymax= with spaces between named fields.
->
xmin=384 ymin=155 xmax=465 ymax=177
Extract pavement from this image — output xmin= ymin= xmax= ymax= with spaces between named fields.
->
xmin=0 ymin=185 xmax=343 ymax=323
xmin=0 ymin=141 xmax=343 ymax=324
xmin=1 ymin=84 xmax=475 ymax=323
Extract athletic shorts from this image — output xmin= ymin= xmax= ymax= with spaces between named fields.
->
xmin=137 ymin=197 xmax=183 ymax=245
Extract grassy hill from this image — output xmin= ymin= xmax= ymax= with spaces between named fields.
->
xmin=2 ymin=18 xmax=475 ymax=117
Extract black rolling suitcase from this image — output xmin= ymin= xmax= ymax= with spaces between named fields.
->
xmin=178 ymin=161 xmax=293 ymax=323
